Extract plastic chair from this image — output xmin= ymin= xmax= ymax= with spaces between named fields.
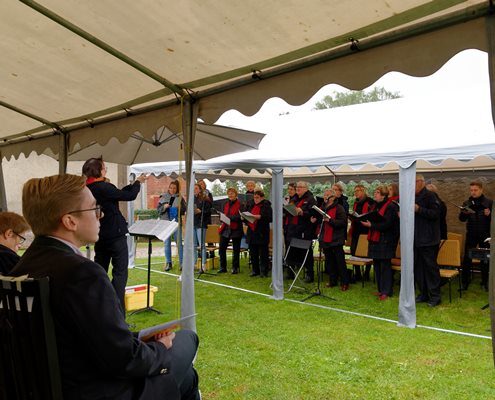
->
xmin=0 ymin=275 xmax=62 ymax=399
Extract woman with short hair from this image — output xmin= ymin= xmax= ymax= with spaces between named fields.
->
xmin=218 ymin=187 xmax=243 ymax=274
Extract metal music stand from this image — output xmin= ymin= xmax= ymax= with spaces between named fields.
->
xmin=302 ymin=214 xmax=336 ymax=302
xmin=128 ymin=219 xmax=179 ymax=315
xmin=197 ymin=199 xmax=216 ymax=279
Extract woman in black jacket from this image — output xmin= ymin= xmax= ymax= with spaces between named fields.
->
xmin=83 ymin=157 xmax=145 ymax=314
xmin=243 ymin=190 xmax=272 ymax=277
xmin=193 ymin=183 xmax=212 ymax=270
xmin=361 ymin=185 xmax=400 ymax=300
xmin=312 ymin=188 xmax=349 ymax=290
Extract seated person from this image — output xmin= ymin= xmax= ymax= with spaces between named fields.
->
xmin=10 ymin=174 xmax=200 ymax=400
xmin=0 ymin=211 xmax=30 ymax=275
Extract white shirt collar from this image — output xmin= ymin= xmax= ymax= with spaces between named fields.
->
xmin=48 ymin=236 xmax=85 ymax=256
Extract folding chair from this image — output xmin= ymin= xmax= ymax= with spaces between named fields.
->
xmin=0 ymin=275 xmax=63 ymax=400
xmin=437 ymin=239 xmax=462 ymax=303
xmin=284 ymin=238 xmax=313 ymax=292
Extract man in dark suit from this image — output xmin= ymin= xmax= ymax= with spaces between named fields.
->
xmin=10 ymin=174 xmax=200 ymax=400
xmin=414 ymin=175 xmax=442 ymax=307
xmin=0 ymin=211 xmax=30 ymax=275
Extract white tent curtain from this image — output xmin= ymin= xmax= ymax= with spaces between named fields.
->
xmin=0 ymin=151 xmax=7 ymax=211
xmin=271 ymin=169 xmax=284 ymax=300
xmin=397 ymin=163 xmax=417 ymax=328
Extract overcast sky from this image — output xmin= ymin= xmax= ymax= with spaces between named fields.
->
xmin=214 ymin=49 xmax=494 ymax=160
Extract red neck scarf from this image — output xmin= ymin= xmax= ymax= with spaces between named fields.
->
xmin=86 ymin=177 xmax=105 ymax=185
xmin=248 ymin=203 xmax=262 ymax=231
xmin=349 ymin=198 xmax=371 ymax=237
xmin=368 ymin=198 xmax=393 ymax=242
xmin=290 ymin=198 xmax=306 ymax=225
xmin=321 ymin=205 xmax=338 ymax=243
xmin=219 ymin=199 xmax=241 ymax=234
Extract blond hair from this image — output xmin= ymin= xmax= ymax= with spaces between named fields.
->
xmin=22 ymin=174 xmax=86 ymax=236
xmin=374 ymin=185 xmax=389 ymax=197
xmin=0 ymin=212 xmax=30 ymax=235
xmin=227 ymin=187 xmax=238 ymax=196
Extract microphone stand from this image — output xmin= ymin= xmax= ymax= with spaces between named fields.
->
xmin=302 ymin=204 xmax=336 ymax=302
xmin=196 ymin=196 xmax=216 ymax=279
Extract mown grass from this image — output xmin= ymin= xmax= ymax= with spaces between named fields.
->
xmin=126 ymin=255 xmax=494 ymax=399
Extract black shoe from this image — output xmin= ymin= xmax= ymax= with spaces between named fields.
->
xmin=261 ymin=273 xmax=269 ymax=278
xmin=250 ymin=272 xmax=260 ymax=277
xmin=415 ymin=295 xmax=428 ymax=303
xmin=217 ymin=268 xmax=227 ymax=273
xmin=304 ymin=276 xmax=314 ymax=283
xmin=231 ymin=269 xmax=239 ymax=274
xmin=428 ymin=299 xmax=441 ymax=307
xmin=164 ymin=263 xmax=172 ymax=272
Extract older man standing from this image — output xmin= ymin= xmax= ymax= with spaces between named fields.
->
xmin=414 ymin=175 xmax=442 ymax=307
xmin=292 ymin=181 xmax=317 ymax=283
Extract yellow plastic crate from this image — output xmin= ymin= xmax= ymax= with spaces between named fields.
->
xmin=195 ymin=257 xmax=219 ymax=271
xmin=124 ymin=284 xmax=158 ymax=311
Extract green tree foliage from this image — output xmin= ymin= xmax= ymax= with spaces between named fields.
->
xmin=313 ymin=86 xmax=401 ymax=110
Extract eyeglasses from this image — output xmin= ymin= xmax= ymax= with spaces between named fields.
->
xmin=67 ymin=205 xmax=104 ymax=219
xmin=14 ymin=232 xmax=26 ymax=244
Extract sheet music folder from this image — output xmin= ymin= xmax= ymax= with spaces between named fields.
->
xmin=128 ymin=219 xmax=179 ymax=242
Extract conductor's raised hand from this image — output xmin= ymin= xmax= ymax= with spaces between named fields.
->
xmin=136 ymin=174 xmax=148 ymax=184
xmin=155 ymin=331 xmax=175 ymax=349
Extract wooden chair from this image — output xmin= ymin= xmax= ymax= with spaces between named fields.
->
xmin=437 ymin=239 xmax=462 ymax=303
xmin=204 ymin=224 xmax=221 ymax=269
xmin=346 ymin=234 xmax=373 ymax=287
xmin=391 ymin=242 xmax=401 ymax=272
xmin=447 ymin=232 xmax=464 ymax=259
xmin=0 ymin=275 xmax=63 ymax=399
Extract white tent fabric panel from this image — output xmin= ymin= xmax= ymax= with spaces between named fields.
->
xmin=0 ymin=1 xmax=491 ymax=160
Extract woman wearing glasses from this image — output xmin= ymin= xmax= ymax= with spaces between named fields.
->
xmin=0 ymin=211 xmax=30 ymax=275
xmin=83 ymin=157 xmax=146 ymax=315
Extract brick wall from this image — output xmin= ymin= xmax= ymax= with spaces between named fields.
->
xmin=145 ymin=175 xmax=187 ymax=209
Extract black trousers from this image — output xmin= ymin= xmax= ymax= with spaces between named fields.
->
xmin=323 ymin=246 xmax=348 ymax=285
xmin=94 ymin=235 xmax=129 ymax=315
xmin=249 ymin=243 xmax=270 ymax=275
xmin=219 ymin=236 xmax=241 ymax=271
xmin=463 ymin=237 xmax=490 ymax=287
xmin=374 ymin=258 xmax=393 ymax=296
xmin=141 ymin=329 xmax=200 ymax=400
xmin=414 ymin=245 xmax=441 ymax=303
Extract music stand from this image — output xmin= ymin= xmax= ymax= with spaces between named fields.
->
xmin=197 ymin=200 xmax=216 ymax=279
xmin=128 ymin=219 xmax=179 ymax=315
xmin=302 ymin=216 xmax=336 ymax=302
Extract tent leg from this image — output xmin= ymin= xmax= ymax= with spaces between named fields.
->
xmin=0 ymin=152 xmax=7 ymax=211
xmin=271 ymin=169 xmax=284 ymax=300
xmin=58 ymin=131 xmax=68 ymax=175
xmin=397 ymin=163 xmax=416 ymax=328
xmin=180 ymin=98 xmax=198 ymax=332
xmin=485 ymin=12 xmax=495 ymax=368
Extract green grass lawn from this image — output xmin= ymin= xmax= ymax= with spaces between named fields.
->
xmin=126 ymin=255 xmax=494 ymax=399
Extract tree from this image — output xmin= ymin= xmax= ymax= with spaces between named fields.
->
xmin=313 ymin=86 xmax=401 ymax=110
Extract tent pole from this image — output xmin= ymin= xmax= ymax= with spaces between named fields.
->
xmin=397 ymin=163 xmax=417 ymax=328
xmin=180 ymin=98 xmax=198 ymax=331
xmin=0 ymin=152 xmax=7 ymax=211
xmin=271 ymin=169 xmax=284 ymax=300
xmin=485 ymin=12 xmax=495 ymax=366
xmin=58 ymin=131 xmax=68 ymax=174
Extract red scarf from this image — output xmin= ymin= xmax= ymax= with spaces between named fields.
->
xmin=290 ymin=198 xmax=306 ymax=225
xmin=248 ymin=203 xmax=262 ymax=231
xmin=219 ymin=199 xmax=241 ymax=234
xmin=368 ymin=198 xmax=393 ymax=242
xmin=321 ymin=205 xmax=338 ymax=243
xmin=86 ymin=177 xmax=105 ymax=185
xmin=349 ymin=198 xmax=371 ymax=237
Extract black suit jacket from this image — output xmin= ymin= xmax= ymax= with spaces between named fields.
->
xmin=0 ymin=244 xmax=20 ymax=275
xmin=10 ymin=236 xmax=179 ymax=400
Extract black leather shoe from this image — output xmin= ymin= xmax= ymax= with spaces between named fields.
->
xmin=217 ymin=268 xmax=227 ymax=273
xmin=250 ymin=272 xmax=260 ymax=277
xmin=164 ymin=263 xmax=172 ymax=272
xmin=231 ymin=269 xmax=239 ymax=275
xmin=428 ymin=299 xmax=441 ymax=307
xmin=415 ymin=295 xmax=428 ymax=303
